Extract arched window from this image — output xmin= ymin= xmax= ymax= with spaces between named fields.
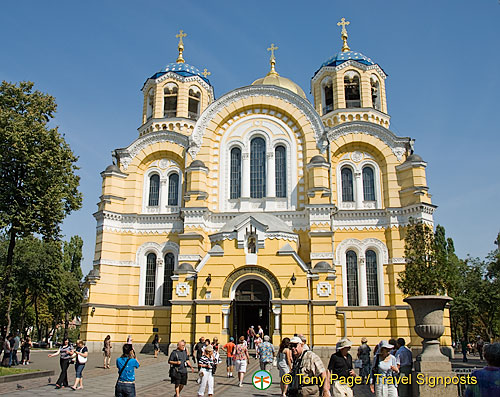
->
xmin=366 ymin=250 xmax=379 ymax=306
xmin=371 ymin=75 xmax=381 ymax=111
xmin=146 ymin=89 xmax=154 ymax=119
xmin=148 ymin=174 xmax=160 ymax=206
xmin=346 ymin=250 xmax=359 ymax=306
xmin=341 ymin=167 xmax=354 ymax=202
xmin=145 ymin=253 xmax=157 ymax=306
xmin=362 ymin=166 xmax=375 ymax=201
xmin=230 ymin=147 xmax=242 ymax=199
xmin=344 ymin=71 xmax=361 ymax=108
xmin=250 ymin=137 xmax=266 ymax=198
xmin=167 ymin=173 xmax=179 ymax=206
xmin=163 ymin=253 xmax=175 ymax=305
xmin=322 ymin=78 xmax=334 ymax=115
xmin=275 ymin=145 xmax=287 ymax=198
xmin=163 ymin=83 xmax=178 ymax=118
xmin=188 ymin=86 xmax=201 ymax=120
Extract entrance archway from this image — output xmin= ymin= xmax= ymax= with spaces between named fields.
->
xmin=232 ymin=279 xmax=270 ymax=340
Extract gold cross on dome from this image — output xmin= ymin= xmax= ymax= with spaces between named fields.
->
xmin=337 ymin=17 xmax=351 ymax=52
xmin=176 ymin=30 xmax=187 ymax=63
xmin=267 ymin=43 xmax=279 ymax=76
xmin=202 ymin=68 xmax=211 ymax=78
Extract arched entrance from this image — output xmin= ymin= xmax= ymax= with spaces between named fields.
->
xmin=232 ymin=279 xmax=270 ymax=339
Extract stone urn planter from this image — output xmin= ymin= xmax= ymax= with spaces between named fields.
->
xmin=403 ymin=295 xmax=452 ymax=362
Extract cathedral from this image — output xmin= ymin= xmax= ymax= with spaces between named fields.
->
xmin=81 ymin=20 xmax=451 ymax=354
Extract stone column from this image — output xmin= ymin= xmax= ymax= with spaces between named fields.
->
xmin=241 ymin=153 xmax=250 ymax=198
xmin=159 ymin=179 xmax=168 ymax=211
xmin=272 ymin=304 xmax=281 ymax=336
xmin=154 ymin=257 xmax=164 ymax=306
xmin=354 ymin=171 xmax=363 ymax=209
xmin=267 ymin=151 xmax=276 ymax=197
xmin=221 ymin=305 xmax=230 ymax=336
xmin=358 ymin=256 xmax=368 ymax=306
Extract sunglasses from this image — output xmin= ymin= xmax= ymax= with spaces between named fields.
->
xmin=290 ymin=344 xmax=299 ymax=348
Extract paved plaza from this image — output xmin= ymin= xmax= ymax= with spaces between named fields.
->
xmin=0 ymin=349 xmax=484 ymax=396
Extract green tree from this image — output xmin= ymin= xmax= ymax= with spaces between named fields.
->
xmin=398 ymin=220 xmax=450 ymax=296
xmin=0 ymin=81 xmax=82 ymax=333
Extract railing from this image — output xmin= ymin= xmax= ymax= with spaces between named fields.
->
xmin=163 ymin=110 xmax=177 ymax=118
xmin=453 ymin=367 xmax=477 ymax=397
xmin=188 ymin=111 xmax=199 ymax=120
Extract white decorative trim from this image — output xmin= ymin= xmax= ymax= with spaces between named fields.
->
xmin=176 ymin=282 xmax=191 ymax=297
xmin=310 ymin=252 xmax=334 ymax=260
xmin=178 ymin=255 xmax=202 ymax=262
xmin=327 ymin=122 xmax=409 ymax=161
xmin=92 ymin=259 xmax=137 ymax=267
xmin=190 ymin=85 xmax=325 ymax=158
xmin=316 ymin=282 xmax=332 ymax=297
xmin=312 ymin=61 xmax=387 ymax=85
xmin=153 ymin=72 xmax=213 ymax=97
xmin=116 ymin=131 xmax=189 ymax=170
xmin=389 ymin=257 xmax=406 ymax=264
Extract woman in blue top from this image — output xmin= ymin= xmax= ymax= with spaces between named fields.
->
xmin=48 ymin=337 xmax=73 ymax=389
xmin=115 ymin=343 xmax=140 ymax=397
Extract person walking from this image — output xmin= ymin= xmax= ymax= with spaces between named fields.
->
xmin=70 ymin=340 xmax=88 ymax=390
xmin=370 ymin=340 xmax=399 ymax=397
xmin=288 ymin=336 xmax=330 ymax=397
xmin=465 ymin=342 xmax=500 ymax=397
xmin=21 ymin=336 xmax=32 ymax=365
xmin=254 ymin=334 xmax=262 ymax=359
xmin=328 ymin=338 xmax=355 ymax=397
xmin=395 ymin=338 xmax=412 ymax=397
xmin=198 ymin=344 xmax=215 ymax=397
xmin=257 ymin=325 xmax=264 ymax=339
xmin=234 ymin=336 xmax=250 ymax=387
xmin=103 ymin=335 xmax=112 ymax=369
xmin=461 ymin=337 xmax=468 ymax=363
xmin=476 ymin=337 xmax=485 ymax=361
xmin=115 ymin=343 xmax=140 ymax=397
xmin=168 ymin=340 xmax=194 ymax=397
xmin=194 ymin=337 xmax=206 ymax=371
xmin=247 ymin=326 xmax=256 ymax=349
xmin=2 ymin=335 xmax=12 ymax=367
xmin=357 ymin=337 xmax=371 ymax=383
xmin=258 ymin=335 xmax=275 ymax=371
xmin=222 ymin=337 xmax=236 ymax=378
xmin=152 ymin=334 xmax=161 ymax=358
xmin=277 ymin=337 xmax=292 ymax=397
xmin=48 ymin=337 xmax=73 ymax=389
xmin=211 ymin=337 xmax=220 ymax=375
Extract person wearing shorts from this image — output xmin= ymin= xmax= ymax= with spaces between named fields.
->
xmin=222 ymin=337 xmax=236 ymax=378
xmin=234 ymin=336 xmax=250 ymax=387
xmin=168 ymin=340 xmax=194 ymax=397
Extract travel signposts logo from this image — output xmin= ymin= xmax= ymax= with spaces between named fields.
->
xmin=252 ymin=370 xmax=272 ymax=390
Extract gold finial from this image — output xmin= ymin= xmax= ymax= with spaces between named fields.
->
xmin=176 ymin=30 xmax=187 ymax=63
xmin=337 ymin=17 xmax=351 ymax=52
xmin=202 ymin=68 xmax=211 ymax=78
xmin=267 ymin=43 xmax=279 ymax=76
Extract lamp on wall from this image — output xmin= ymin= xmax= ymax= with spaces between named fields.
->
xmin=91 ymin=307 xmax=96 ymax=316
xmin=206 ymin=274 xmax=212 ymax=286
xmin=291 ymin=273 xmax=296 ymax=286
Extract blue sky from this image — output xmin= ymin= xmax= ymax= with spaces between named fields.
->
xmin=2 ymin=0 xmax=499 ymax=275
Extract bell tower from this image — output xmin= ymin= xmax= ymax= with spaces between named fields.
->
xmin=311 ymin=18 xmax=389 ymax=128
xmin=139 ymin=30 xmax=214 ymax=136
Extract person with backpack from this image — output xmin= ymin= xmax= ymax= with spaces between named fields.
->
xmin=115 ymin=343 xmax=140 ymax=397
xmin=369 ymin=340 xmax=399 ymax=397
xmin=288 ymin=336 xmax=330 ymax=397
xmin=168 ymin=340 xmax=194 ymax=397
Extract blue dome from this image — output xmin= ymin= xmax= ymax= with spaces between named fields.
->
xmin=149 ymin=62 xmax=211 ymax=85
xmin=314 ymin=51 xmax=375 ymax=77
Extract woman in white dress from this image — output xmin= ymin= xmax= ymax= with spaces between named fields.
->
xmin=370 ymin=340 xmax=399 ymax=397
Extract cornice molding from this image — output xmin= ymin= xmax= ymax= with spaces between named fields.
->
xmin=190 ymin=85 xmax=325 ymax=158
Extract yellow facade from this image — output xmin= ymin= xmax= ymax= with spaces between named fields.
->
xmin=81 ymin=29 xmax=451 ymax=355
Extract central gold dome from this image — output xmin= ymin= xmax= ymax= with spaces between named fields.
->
xmin=252 ymin=73 xmax=307 ymax=99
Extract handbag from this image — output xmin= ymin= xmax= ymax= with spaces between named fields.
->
xmin=77 ymin=349 xmax=88 ymax=364
xmin=169 ymin=351 xmax=181 ymax=379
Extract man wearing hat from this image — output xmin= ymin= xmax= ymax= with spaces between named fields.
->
xmin=327 ymin=338 xmax=355 ymax=397
xmin=357 ymin=337 xmax=371 ymax=382
xmin=287 ymin=336 xmax=330 ymax=397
